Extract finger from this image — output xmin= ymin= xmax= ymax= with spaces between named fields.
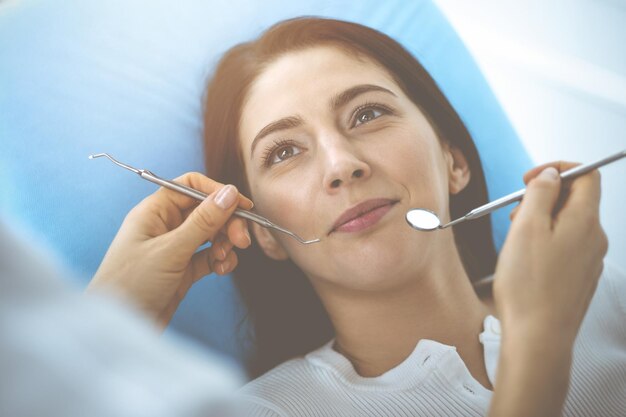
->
xmin=188 ymin=224 xmax=236 ymax=281
xmin=239 ymin=194 xmax=254 ymax=210
xmin=211 ymin=250 xmax=239 ymax=276
xmin=168 ymin=184 xmax=241 ymax=251
xmin=514 ymin=167 xmax=562 ymax=229
xmin=171 ymin=173 xmax=253 ymax=209
xmin=558 ymin=169 xmax=602 ymax=216
xmin=225 ymin=217 xmax=252 ymax=249
xmin=154 ymin=172 xmax=254 ymax=212
xmin=176 ymin=193 xmax=254 ymax=216
xmin=522 ymin=161 xmax=580 ymax=185
xmin=153 ymin=172 xmax=224 ymax=211
xmin=211 ymin=233 xmax=234 ymax=261
xmin=190 ymin=247 xmax=213 ymax=282
xmin=520 ymin=161 xmax=580 ymax=219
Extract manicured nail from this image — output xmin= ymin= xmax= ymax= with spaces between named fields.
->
xmin=244 ymin=228 xmax=251 ymax=245
xmin=539 ymin=167 xmax=559 ymax=181
xmin=220 ymin=261 xmax=229 ymax=274
xmin=214 ymin=185 xmax=237 ymax=209
xmin=220 ymin=246 xmax=227 ymax=261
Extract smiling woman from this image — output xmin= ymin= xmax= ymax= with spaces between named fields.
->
xmin=204 ymin=17 xmax=497 ymax=379
xmin=3 ymin=0 xmax=623 ymax=414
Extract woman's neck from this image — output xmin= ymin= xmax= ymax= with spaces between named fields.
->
xmin=316 ymin=252 xmax=493 ymax=378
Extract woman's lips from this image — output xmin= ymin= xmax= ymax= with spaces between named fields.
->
xmin=331 ymin=199 xmax=397 ymax=234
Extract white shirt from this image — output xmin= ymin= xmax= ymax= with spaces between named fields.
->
xmin=237 ymin=264 xmax=626 ymax=417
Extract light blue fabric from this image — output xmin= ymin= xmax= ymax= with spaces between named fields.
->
xmin=0 ymin=0 xmax=532 ymax=365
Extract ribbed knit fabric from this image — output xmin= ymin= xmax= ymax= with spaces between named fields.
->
xmin=236 ymin=263 xmax=626 ymax=417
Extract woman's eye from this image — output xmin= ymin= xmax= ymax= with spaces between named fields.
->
xmin=353 ymin=106 xmax=386 ymax=127
xmin=267 ymin=143 xmax=302 ymax=166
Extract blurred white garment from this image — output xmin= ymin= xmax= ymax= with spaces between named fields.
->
xmin=0 ymin=219 xmax=243 ymax=417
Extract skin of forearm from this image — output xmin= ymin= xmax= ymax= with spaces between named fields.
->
xmin=488 ymin=333 xmax=573 ymax=417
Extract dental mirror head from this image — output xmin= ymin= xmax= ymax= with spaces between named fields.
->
xmin=405 ymin=208 xmax=441 ymax=231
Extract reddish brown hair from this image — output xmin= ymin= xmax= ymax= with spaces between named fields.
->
xmin=203 ymin=17 xmax=496 ymax=378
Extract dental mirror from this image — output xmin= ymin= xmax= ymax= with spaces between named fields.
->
xmin=406 ymin=149 xmax=626 ymax=232
xmin=405 ymin=208 xmax=442 ymax=231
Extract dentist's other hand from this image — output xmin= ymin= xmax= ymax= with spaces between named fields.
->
xmin=489 ymin=161 xmax=607 ymax=417
xmin=87 ymin=173 xmax=253 ymax=328
xmin=497 ymin=161 xmax=607 ymax=344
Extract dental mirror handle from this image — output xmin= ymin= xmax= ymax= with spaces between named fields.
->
xmin=462 ymin=149 xmax=626 ymax=223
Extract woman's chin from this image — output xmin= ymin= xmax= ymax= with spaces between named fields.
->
xmin=325 ymin=239 xmax=430 ymax=292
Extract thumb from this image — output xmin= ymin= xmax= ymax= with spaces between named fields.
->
xmin=515 ymin=167 xmax=562 ymax=228
xmin=172 ymin=184 xmax=240 ymax=250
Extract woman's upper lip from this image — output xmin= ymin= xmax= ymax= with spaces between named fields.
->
xmin=330 ymin=198 xmax=398 ymax=233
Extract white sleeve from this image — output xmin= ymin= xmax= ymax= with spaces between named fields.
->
xmin=0 ymin=221 xmax=244 ymax=417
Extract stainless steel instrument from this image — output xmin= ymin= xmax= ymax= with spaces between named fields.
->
xmin=89 ymin=153 xmax=321 ymax=244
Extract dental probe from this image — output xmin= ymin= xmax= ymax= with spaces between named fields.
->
xmin=89 ymin=153 xmax=320 ymax=245
xmin=406 ymin=149 xmax=626 ymax=231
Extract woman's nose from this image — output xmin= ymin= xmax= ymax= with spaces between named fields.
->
xmin=321 ymin=141 xmax=371 ymax=192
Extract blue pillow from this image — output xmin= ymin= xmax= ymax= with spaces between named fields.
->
xmin=0 ymin=0 xmax=532 ymax=366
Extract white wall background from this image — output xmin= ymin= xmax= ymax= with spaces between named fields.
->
xmin=435 ymin=0 xmax=626 ymax=272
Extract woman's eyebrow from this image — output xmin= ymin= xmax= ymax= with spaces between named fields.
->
xmin=250 ymin=115 xmax=303 ymax=157
xmin=331 ymin=84 xmax=396 ymax=110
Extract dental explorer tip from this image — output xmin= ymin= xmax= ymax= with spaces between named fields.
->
xmin=87 ymin=153 xmax=141 ymax=174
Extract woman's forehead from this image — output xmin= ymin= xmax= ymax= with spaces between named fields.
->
xmin=249 ymin=46 xmax=396 ymax=100
xmin=239 ymin=46 xmax=401 ymax=137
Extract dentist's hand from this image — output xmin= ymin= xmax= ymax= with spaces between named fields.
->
xmin=87 ymin=173 xmax=253 ymax=328
xmin=496 ymin=162 xmax=607 ymax=344
xmin=489 ymin=161 xmax=608 ymax=417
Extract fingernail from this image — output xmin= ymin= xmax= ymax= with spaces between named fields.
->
xmin=244 ymin=228 xmax=251 ymax=245
xmin=220 ymin=246 xmax=227 ymax=261
xmin=214 ymin=185 xmax=237 ymax=209
xmin=220 ymin=261 xmax=229 ymax=274
xmin=539 ymin=167 xmax=559 ymax=181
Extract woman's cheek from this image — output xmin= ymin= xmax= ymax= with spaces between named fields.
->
xmin=254 ymin=178 xmax=307 ymax=226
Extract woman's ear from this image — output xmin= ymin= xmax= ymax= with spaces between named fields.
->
xmin=250 ymin=222 xmax=289 ymax=260
xmin=444 ymin=144 xmax=471 ymax=195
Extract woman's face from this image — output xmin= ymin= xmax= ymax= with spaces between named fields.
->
xmin=238 ymin=46 xmax=468 ymax=291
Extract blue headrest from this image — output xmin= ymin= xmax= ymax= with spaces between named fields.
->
xmin=0 ymin=0 xmax=531 ymax=365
